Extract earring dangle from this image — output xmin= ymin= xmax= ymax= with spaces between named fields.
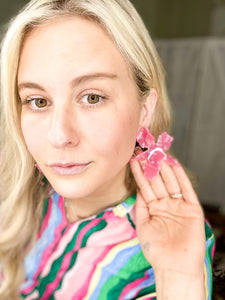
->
xmin=131 ymin=127 xmax=179 ymax=179
xmin=35 ymin=163 xmax=42 ymax=173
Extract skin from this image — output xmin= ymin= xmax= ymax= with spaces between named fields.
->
xmin=18 ymin=16 xmax=206 ymax=299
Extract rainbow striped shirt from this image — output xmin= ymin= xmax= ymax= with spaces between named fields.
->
xmin=20 ymin=193 xmax=215 ymax=299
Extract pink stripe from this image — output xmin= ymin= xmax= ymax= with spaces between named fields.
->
xmin=60 ymin=196 xmax=68 ymax=224
xmin=22 ymin=290 xmax=40 ymax=300
xmin=73 ymin=245 xmax=114 ymax=299
xmin=42 ymin=217 xmax=103 ymax=298
xmin=211 ymin=241 xmax=216 ymax=258
xmin=20 ymin=285 xmax=35 ymax=295
xmin=119 ymin=269 xmax=150 ymax=299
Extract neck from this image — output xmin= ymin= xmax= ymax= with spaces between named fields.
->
xmin=65 ymin=191 xmax=130 ymax=223
xmin=65 ymin=184 xmax=136 ymax=224
xmin=64 ymin=167 xmax=137 ymax=223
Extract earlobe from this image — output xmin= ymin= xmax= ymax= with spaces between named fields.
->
xmin=139 ymin=88 xmax=157 ymax=128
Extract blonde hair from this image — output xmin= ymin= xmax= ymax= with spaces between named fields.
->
xmin=0 ymin=0 xmax=171 ymax=298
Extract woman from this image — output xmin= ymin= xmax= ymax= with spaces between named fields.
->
xmin=0 ymin=0 xmax=214 ymax=299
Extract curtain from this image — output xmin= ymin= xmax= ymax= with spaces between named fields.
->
xmin=155 ymin=38 xmax=225 ymax=211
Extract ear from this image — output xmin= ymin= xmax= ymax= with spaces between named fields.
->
xmin=139 ymin=88 xmax=157 ymax=128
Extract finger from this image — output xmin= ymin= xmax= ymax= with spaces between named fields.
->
xmin=160 ymin=161 xmax=181 ymax=196
xmin=130 ymin=160 xmax=156 ymax=203
xmin=135 ymin=190 xmax=150 ymax=226
xmin=150 ymin=173 xmax=169 ymax=199
xmin=171 ymin=164 xmax=199 ymax=204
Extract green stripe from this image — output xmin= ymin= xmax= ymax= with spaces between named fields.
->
xmin=136 ymin=284 xmax=156 ymax=298
xmin=124 ymin=194 xmax=136 ymax=206
xmin=47 ymin=247 xmax=79 ymax=300
xmin=81 ymin=219 xmax=107 ymax=248
xmin=127 ymin=213 xmax=135 ymax=229
xmin=40 ymin=197 xmax=50 ymax=226
xmin=48 ymin=251 xmax=78 ymax=299
xmin=98 ymin=248 xmax=151 ymax=299
xmin=42 ymin=198 xmax=49 ymax=218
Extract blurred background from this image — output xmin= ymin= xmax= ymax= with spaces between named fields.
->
xmin=0 ymin=0 xmax=225 ymax=298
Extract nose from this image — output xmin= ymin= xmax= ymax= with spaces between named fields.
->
xmin=47 ymin=106 xmax=79 ymax=148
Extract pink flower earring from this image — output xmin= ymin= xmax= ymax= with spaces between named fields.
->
xmin=130 ymin=127 xmax=180 ymax=179
xmin=35 ymin=163 xmax=42 ymax=173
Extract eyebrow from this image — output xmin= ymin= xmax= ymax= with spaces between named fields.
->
xmin=70 ymin=72 xmax=118 ymax=87
xmin=18 ymin=72 xmax=118 ymax=92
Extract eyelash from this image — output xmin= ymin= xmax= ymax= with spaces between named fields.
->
xmin=78 ymin=92 xmax=106 ymax=108
xmin=21 ymin=92 xmax=107 ymax=112
xmin=21 ymin=97 xmax=50 ymax=112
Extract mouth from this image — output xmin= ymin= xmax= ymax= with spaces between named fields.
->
xmin=48 ymin=162 xmax=91 ymax=175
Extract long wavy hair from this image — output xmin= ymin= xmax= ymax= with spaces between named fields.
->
xmin=0 ymin=0 xmax=171 ymax=298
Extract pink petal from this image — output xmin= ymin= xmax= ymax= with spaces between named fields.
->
xmin=149 ymin=150 xmax=165 ymax=167
xmin=136 ymin=127 xmax=155 ymax=149
xmin=143 ymin=163 xmax=160 ymax=179
xmin=157 ymin=132 xmax=174 ymax=151
xmin=130 ymin=150 xmax=150 ymax=162
xmin=165 ymin=154 xmax=180 ymax=166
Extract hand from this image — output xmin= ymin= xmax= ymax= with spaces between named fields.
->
xmin=130 ymin=159 xmax=206 ymax=276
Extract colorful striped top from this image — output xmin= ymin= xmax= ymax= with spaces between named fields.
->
xmin=20 ymin=192 xmax=215 ymax=299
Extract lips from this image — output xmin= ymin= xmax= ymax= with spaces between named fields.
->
xmin=48 ymin=162 xmax=91 ymax=175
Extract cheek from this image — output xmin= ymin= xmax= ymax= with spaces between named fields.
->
xmin=90 ymin=107 xmax=140 ymax=159
xmin=21 ymin=117 xmax=45 ymax=158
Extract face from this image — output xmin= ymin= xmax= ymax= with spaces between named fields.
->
xmin=18 ymin=17 xmax=152 ymax=204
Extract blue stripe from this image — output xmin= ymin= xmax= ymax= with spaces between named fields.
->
xmin=89 ymin=243 xmax=141 ymax=300
xmin=22 ymin=193 xmax=62 ymax=284
xmin=204 ymin=256 xmax=211 ymax=300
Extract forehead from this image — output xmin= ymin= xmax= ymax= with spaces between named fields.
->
xmin=18 ymin=16 xmax=131 ymax=82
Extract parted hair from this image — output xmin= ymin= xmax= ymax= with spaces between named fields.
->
xmin=0 ymin=0 xmax=171 ymax=298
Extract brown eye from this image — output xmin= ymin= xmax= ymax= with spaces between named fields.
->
xmin=87 ymin=94 xmax=100 ymax=104
xmin=35 ymin=98 xmax=48 ymax=108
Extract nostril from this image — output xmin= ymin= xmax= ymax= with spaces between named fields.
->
xmin=48 ymin=129 xmax=74 ymax=147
